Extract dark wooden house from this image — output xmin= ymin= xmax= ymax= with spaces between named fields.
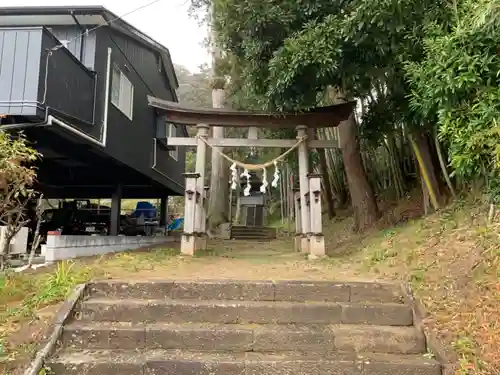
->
xmin=0 ymin=6 xmax=186 ymax=202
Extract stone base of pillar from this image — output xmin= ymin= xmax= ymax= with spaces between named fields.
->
xmin=300 ymin=236 xmax=310 ymax=254
xmin=308 ymin=235 xmax=326 ymax=258
xmin=294 ymin=235 xmax=302 ymax=252
xmin=181 ymin=234 xmax=196 ymax=256
xmin=195 ymin=234 xmax=207 ymax=251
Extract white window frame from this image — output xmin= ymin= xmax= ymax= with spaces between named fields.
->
xmin=111 ymin=66 xmax=134 ymax=120
xmin=167 ymin=123 xmax=178 ymax=161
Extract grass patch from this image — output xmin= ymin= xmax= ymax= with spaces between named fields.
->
xmin=0 ymin=261 xmax=102 ymax=365
xmin=0 ymin=261 xmax=99 ymax=326
xmin=0 ymin=246 xmax=180 ymax=366
xmin=318 ymin=198 xmax=499 ymax=375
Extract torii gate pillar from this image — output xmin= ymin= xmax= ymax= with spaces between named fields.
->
xmin=181 ymin=173 xmax=199 ymax=255
xmin=194 ymin=123 xmax=209 ymax=252
xmin=293 ymin=187 xmax=302 ymax=252
xmin=296 ymin=125 xmax=310 ymax=253
xmin=308 ymin=173 xmax=326 ymax=258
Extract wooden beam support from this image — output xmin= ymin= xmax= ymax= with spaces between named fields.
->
xmin=162 ymin=137 xmax=339 ymax=149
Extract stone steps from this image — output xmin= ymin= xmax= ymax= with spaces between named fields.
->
xmin=45 ymin=280 xmax=441 ymax=375
xmin=78 ymin=298 xmax=413 ymax=326
xmin=230 ymin=225 xmax=277 ymax=240
xmin=88 ymin=279 xmax=405 ymax=303
xmin=47 ymin=349 xmax=441 ymax=375
xmin=62 ymin=322 xmax=426 ymax=354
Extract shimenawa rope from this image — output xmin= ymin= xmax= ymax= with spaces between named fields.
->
xmin=197 ymin=134 xmax=307 ymax=170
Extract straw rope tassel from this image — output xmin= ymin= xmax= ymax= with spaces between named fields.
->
xmin=230 ymin=163 xmax=238 ymax=190
xmin=260 ymin=167 xmax=268 ymax=193
xmin=240 ymin=169 xmax=251 ymax=196
xmin=271 ymin=160 xmax=280 ymax=188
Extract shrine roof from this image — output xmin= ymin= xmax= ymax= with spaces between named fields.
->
xmin=148 ymin=96 xmax=356 ymax=129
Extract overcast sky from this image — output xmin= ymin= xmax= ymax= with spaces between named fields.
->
xmin=0 ymin=0 xmax=210 ymax=72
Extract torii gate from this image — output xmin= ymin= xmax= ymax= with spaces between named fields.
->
xmin=148 ymin=96 xmax=356 ymax=257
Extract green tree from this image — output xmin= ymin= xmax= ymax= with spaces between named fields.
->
xmin=0 ymin=131 xmax=39 ymax=270
xmin=174 ymin=63 xmax=212 ymax=173
xmin=194 ymin=0 xmax=443 ymax=229
xmin=175 ymin=63 xmax=213 ymax=109
xmin=406 ymin=0 xmax=500 ymax=204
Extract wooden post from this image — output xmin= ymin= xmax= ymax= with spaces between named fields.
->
xmin=293 ymin=187 xmax=302 ymax=252
xmin=308 ymin=173 xmax=325 ymax=258
xmin=181 ymin=173 xmax=199 ymax=256
xmin=110 ymin=185 xmax=122 ymax=236
xmin=296 ymin=125 xmax=310 ymax=253
xmin=201 ymin=185 xmax=209 ymax=247
xmin=195 ymin=124 xmax=209 ymax=250
xmin=159 ymin=196 xmax=168 ymax=227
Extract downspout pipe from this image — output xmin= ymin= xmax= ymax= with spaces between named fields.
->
xmin=0 ymin=107 xmax=50 ymax=131
xmin=0 ymin=108 xmax=104 ymax=147
xmin=152 ymin=138 xmax=184 ymax=190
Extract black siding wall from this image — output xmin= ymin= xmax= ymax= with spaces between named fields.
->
xmin=93 ymin=27 xmax=185 ymax=192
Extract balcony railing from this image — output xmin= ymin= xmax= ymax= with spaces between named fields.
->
xmin=0 ymin=27 xmax=96 ymax=124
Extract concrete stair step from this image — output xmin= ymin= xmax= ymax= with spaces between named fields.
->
xmin=230 ymin=236 xmax=277 ymax=240
xmin=78 ymin=298 xmax=413 ymax=326
xmin=230 ymin=226 xmax=277 ymax=239
xmin=231 ymin=232 xmax=276 ymax=236
xmin=230 ymin=233 xmax=277 ymax=239
xmin=231 ymin=228 xmax=276 ymax=232
xmin=230 ymin=229 xmax=275 ymax=233
xmin=230 ymin=229 xmax=276 ymax=234
xmin=231 ymin=229 xmax=276 ymax=234
xmin=62 ymin=322 xmax=426 ymax=354
xmin=88 ymin=280 xmax=405 ymax=304
xmin=47 ymin=349 xmax=441 ymax=375
xmin=231 ymin=225 xmax=277 ymax=231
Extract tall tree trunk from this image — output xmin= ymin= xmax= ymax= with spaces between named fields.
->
xmin=318 ymin=149 xmax=336 ymax=219
xmin=386 ymin=133 xmax=406 ymax=200
xmin=409 ymin=130 xmax=443 ymax=211
xmin=338 ymin=115 xmax=380 ymax=231
xmin=207 ymin=101 xmax=230 ymax=229
xmin=313 ymin=129 xmax=335 ymax=219
xmin=207 ymin=10 xmax=229 ymax=230
xmin=433 ymin=129 xmax=455 ymax=198
xmin=320 ymin=128 xmax=348 ymax=208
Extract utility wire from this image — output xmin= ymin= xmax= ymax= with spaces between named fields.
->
xmin=41 ymin=0 xmax=190 ymax=104
xmin=51 ymin=0 xmax=190 ymax=51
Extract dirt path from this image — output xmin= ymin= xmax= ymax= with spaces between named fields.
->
xmin=97 ymin=238 xmax=376 ymax=282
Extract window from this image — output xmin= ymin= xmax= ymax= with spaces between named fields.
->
xmin=167 ymin=123 xmax=178 ymax=161
xmin=111 ymin=66 xmax=134 ymax=119
xmin=156 ymin=53 xmax=163 ymax=73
